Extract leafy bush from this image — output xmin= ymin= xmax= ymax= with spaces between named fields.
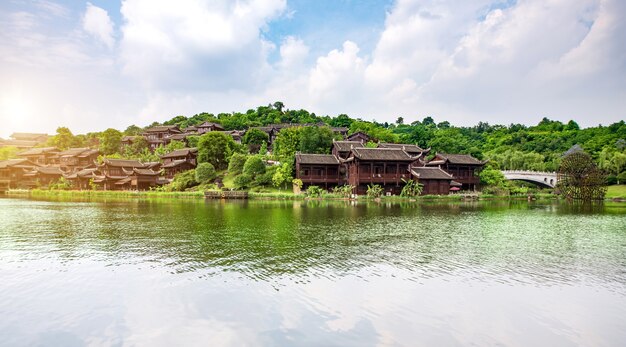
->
xmin=255 ymin=165 xmax=277 ymax=186
xmin=331 ymin=185 xmax=354 ymax=198
xmin=366 ymin=184 xmax=384 ymax=198
xmin=306 ymin=185 xmax=324 ymax=197
xmin=400 ymin=179 xmax=423 ymax=197
xmin=228 ymin=153 xmax=248 ymax=175
xmin=168 ymin=170 xmax=198 ymax=191
xmin=49 ymin=177 xmax=72 ymax=190
xmin=234 ymin=173 xmax=253 ymax=189
xmin=243 ymin=155 xmax=266 ymax=178
xmin=195 ymin=162 xmax=216 ymax=183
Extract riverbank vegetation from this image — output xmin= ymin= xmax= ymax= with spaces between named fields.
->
xmin=3 ymin=102 xmax=625 ymax=195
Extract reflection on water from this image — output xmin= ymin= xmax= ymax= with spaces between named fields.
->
xmin=0 ymin=197 xmax=625 ymax=346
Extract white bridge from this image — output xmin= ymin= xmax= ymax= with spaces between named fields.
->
xmin=501 ymin=170 xmax=558 ymax=188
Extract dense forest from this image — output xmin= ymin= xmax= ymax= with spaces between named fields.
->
xmin=2 ymin=102 xmax=625 ymax=184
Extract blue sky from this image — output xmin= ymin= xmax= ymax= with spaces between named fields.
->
xmin=0 ymin=0 xmax=624 ymax=137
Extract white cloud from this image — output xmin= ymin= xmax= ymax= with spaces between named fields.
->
xmin=82 ymin=3 xmax=115 ymax=48
xmin=119 ymin=0 xmax=286 ymax=91
xmin=1 ymin=0 xmax=625 ymax=138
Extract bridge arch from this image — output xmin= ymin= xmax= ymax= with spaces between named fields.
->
xmin=500 ymin=171 xmax=558 ymax=188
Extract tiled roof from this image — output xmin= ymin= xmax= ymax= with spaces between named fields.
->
xmin=351 ymin=148 xmax=416 ymax=161
xmin=0 ymin=159 xmax=32 ymax=169
xmin=379 ymin=143 xmax=424 ymax=153
xmin=132 ymin=168 xmax=161 ymax=176
xmin=57 ymin=148 xmax=92 ymax=157
xmin=296 ymin=153 xmax=340 ymax=165
xmin=410 ymin=167 xmax=454 ymax=180
xmin=197 ymin=122 xmax=224 ymax=130
xmin=432 ymin=153 xmax=484 ymax=165
xmin=162 ymin=159 xmax=189 ymax=168
xmin=10 ymin=133 xmax=49 ymax=140
xmin=17 ymin=147 xmax=59 ymax=156
xmin=144 ymin=125 xmax=182 ymax=133
xmin=103 ymin=159 xmax=145 ymax=168
xmin=35 ymin=166 xmax=64 ymax=175
xmin=333 ymin=141 xmax=365 ymax=152
xmin=160 ymin=148 xmax=198 ymax=159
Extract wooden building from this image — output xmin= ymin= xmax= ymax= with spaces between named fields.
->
xmin=0 ymin=159 xmax=38 ymax=188
xmin=409 ymin=167 xmax=454 ymax=195
xmin=23 ymin=166 xmax=64 ymax=187
xmin=346 ymin=132 xmax=370 ymax=143
xmin=332 ymin=141 xmax=365 ymax=160
xmin=57 ymin=148 xmax=99 ymax=172
xmin=127 ymin=168 xmax=162 ymax=190
xmin=295 ymin=153 xmax=343 ymax=190
xmin=160 ymin=148 xmax=197 ymax=179
xmin=17 ymin=147 xmax=59 ymax=166
xmin=425 ymin=153 xmax=486 ymax=191
xmin=344 ymin=148 xmax=418 ymax=195
xmin=0 ymin=133 xmax=49 ymax=149
xmin=65 ymin=167 xmax=99 ymax=190
xmin=379 ymin=143 xmax=429 ymax=157
xmin=196 ymin=122 xmax=225 ymax=134
xmin=143 ymin=125 xmax=182 ymax=151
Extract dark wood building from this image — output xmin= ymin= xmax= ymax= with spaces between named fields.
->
xmin=0 ymin=159 xmax=38 ymax=188
xmin=346 ymin=132 xmax=370 ymax=143
xmin=160 ymin=148 xmax=198 ymax=179
xmin=345 ymin=148 xmax=418 ymax=195
xmin=143 ymin=125 xmax=182 ymax=151
xmin=196 ymin=122 xmax=225 ymax=134
xmin=295 ymin=153 xmax=343 ymax=189
xmin=17 ymin=147 xmax=59 ymax=166
xmin=409 ymin=167 xmax=454 ymax=195
xmin=379 ymin=143 xmax=429 ymax=157
xmin=65 ymin=167 xmax=99 ymax=190
xmin=57 ymin=148 xmax=99 ymax=172
xmin=23 ymin=166 xmax=64 ymax=187
xmin=425 ymin=153 xmax=486 ymax=191
xmin=332 ymin=141 xmax=365 ymax=160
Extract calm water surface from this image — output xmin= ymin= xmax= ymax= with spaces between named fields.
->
xmin=0 ymin=197 xmax=625 ymax=346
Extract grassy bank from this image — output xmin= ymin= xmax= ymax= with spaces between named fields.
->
xmin=21 ymin=189 xmax=204 ymax=199
xmin=5 ymin=188 xmax=621 ymax=202
xmin=606 ymin=185 xmax=626 ymax=199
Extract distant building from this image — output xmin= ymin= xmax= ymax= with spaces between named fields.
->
xmin=0 ymin=133 xmax=49 ymax=149
xmin=17 ymin=147 xmax=59 ymax=166
xmin=143 ymin=125 xmax=182 ymax=151
xmin=425 ymin=153 xmax=487 ymax=191
xmin=161 ymin=148 xmax=198 ymax=180
xmin=57 ymin=148 xmax=99 ymax=172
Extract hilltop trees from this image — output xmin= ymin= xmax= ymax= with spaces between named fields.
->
xmin=197 ymin=132 xmax=237 ymax=170
xmin=99 ymin=128 xmax=123 ymax=155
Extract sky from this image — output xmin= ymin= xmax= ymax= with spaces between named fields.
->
xmin=0 ymin=0 xmax=625 ymax=137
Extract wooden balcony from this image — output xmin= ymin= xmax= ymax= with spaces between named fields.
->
xmin=299 ymin=175 xmax=343 ymax=184
xmin=355 ymin=173 xmax=410 ymax=183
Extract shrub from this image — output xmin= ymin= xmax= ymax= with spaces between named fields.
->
xmin=400 ymin=179 xmax=423 ymax=197
xmin=169 ymin=170 xmax=198 ymax=191
xmin=195 ymin=162 xmax=216 ymax=183
xmin=228 ymin=153 xmax=248 ymax=175
xmin=366 ymin=184 xmax=383 ymax=198
xmin=331 ymin=185 xmax=354 ymax=198
xmin=243 ymin=155 xmax=266 ymax=178
xmin=234 ymin=173 xmax=253 ymax=189
xmin=306 ymin=185 xmax=324 ymax=198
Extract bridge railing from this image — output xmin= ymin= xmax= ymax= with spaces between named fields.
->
xmin=501 ymin=170 xmax=557 ymax=176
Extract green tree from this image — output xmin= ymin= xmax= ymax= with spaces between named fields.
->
xmin=49 ymin=127 xmax=81 ymax=150
xmin=299 ymin=126 xmax=335 ymax=154
xmin=197 ymin=132 xmax=237 ymax=170
xmin=99 ymin=128 xmax=123 ymax=155
xmin=0 ymin=146 xmax=18 ymax=160
xmin=228 ymin=153 xmax=248 ymax=175
xmin=273 ymin=127 xmax=302 ymax=160
xmin=272 ymin=162 xmax=293 ymax=188
xmin=195 ymin=162 xmax=216 ymax=183
xmin=243 ymin=128 xmax=269 ymax=153
xmin=243 ymin=155 xmax=266 ymax=178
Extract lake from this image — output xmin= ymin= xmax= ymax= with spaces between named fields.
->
xmin=1 ymin=197 xmax=625 ymax=346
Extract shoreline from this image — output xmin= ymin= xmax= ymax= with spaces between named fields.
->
xmin=2 ymin=188 xmax=567 ymax=202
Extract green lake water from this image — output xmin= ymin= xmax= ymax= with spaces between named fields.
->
xmin=1 ymin=197 xmax=625 ymax=346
